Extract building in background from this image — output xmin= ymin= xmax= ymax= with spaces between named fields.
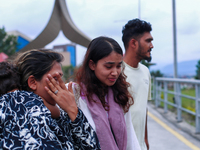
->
xmin=7 ymin=30 xmax=32 ymax=52
xmin=53 ymin=44 xmax=76 ymax=67
xmin=6 ymin=30 xmax=76 ymax=67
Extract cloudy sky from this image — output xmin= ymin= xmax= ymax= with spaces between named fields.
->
xmin=1 ymin=0 xmax=200 ymax=71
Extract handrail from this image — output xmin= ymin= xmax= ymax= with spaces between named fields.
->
xmin=152 ymin=77 xmax=200 ymax=133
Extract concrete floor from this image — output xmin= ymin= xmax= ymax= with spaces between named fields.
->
xmin=148 ymin=102 xmax=200 ymax=150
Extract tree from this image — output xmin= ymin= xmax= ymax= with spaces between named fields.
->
xmin=62 ymin=65 xmax=76 ymax=82
xmin=140 ymin=60 xmax=156 ymax=68
xmin=151 ymin=70 xmax=163 ymax=77
xmin=141 ymin=60 xmax=150 ymax=68
xmin=0 ymin=27 xmax=18 ymax=56
xmin=195 ymin=60 xmax=200 ymax=79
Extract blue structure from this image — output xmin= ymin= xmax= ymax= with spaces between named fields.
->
xmin=7 ymin=30 xmax=76 ymax=67
xmin=66 ymin=45 xmax=76 ymax=67
xmin=53 ymin=44 xmax=76 ymax=67
xmin=7 ymin=30 xmax=31 ymax=52
xmin=16 ymin=36 xmax=30 ymax=52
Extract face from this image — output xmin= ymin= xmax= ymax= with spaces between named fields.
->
xmin=90 ymin=51 xmax=123 ymax=87
xmin=137 ymin=32 xmax=153 ymax=62
xmin=34 ymin=62 xmax=63 ymax=105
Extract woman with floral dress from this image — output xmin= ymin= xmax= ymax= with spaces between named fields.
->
xmin=0 ymin=49 xmax=100 ymax=150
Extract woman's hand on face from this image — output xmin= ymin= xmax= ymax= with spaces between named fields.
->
xmin=45 ymin=72 xmax=78 ymax=121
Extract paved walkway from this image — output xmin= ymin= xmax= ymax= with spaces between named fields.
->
xmin=147 ymin=102 xmax=200 ymax=150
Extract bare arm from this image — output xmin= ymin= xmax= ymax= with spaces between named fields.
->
xmin=145 ymin=109 xmax=149 ymax=150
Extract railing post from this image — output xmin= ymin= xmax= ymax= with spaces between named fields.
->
xmin=164 ymin=81 xmax=168 ymax=113
xmin=153 ymin=77 xmax=156 ymax=101
xmin=158 ymin=81 xmax=162 ymax=106
xmin=151 ymin=76 xmax=155 ymax=100
xmin=155 ymin=79 xmax=159 ymax=108
xmin=176 ymin=82 xmax=182 ymax=122
xmin=153 ymin=77 xmax=200 ymax=133
xmin=195 ymin=84 xmax=200 ymax=133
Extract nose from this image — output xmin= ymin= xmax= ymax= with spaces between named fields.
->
xmin=150 ymin=42 xmax=154 ymax=49
xmin=111 ymin=68 xmax=120 ymax=76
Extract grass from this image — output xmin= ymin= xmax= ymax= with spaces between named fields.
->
xmin=153 ymin=88 xmax=196 ymax=126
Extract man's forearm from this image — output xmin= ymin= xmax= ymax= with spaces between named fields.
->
xmin=145 ymin=109 xmax=149 ymax=150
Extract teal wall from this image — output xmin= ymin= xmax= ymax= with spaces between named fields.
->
xmin=16 ymin=36 xmax=30 ymax=52
xmin=66 ymin=45 xmax=76 ymax=67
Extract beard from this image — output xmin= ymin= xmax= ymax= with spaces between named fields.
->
xmin=144 ymin=55 xmax=152 ymax=62
xmin=138 ymin=43 xmax=152 ymax=62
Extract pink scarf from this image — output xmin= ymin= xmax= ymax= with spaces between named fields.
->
xmin=81 ymin=87 xmax=127 ymax=150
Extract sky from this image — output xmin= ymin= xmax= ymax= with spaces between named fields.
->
xmin=1 ymin=0 xmax=200 ymax=71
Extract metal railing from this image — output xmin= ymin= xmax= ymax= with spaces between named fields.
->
xmin=152 ymin=77 xmax=200 ymax=133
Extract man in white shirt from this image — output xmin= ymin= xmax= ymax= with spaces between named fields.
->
xmin=122 ymin=18 xmax=153 ymax=150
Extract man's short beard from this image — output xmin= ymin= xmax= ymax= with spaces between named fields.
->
xmin=138 ymin=43 xmax=152 ymax=62
xmin=144 ymin=56 xmax=152 ymax=62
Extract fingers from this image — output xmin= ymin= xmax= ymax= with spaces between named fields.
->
xmin=46 ymin=73 xmax=62 ymax=91
xmin=68 ymin=82 xmax=73 ymax=93
xmin=44 ymin=86 xmax=57 ymax=100
xmin=55 ymin=72 xmax=67 ymax=90
xmin=46 ymin=72 xmax=71 ymax=96
xmin=46 ymin=76 xmax=60 ymax=94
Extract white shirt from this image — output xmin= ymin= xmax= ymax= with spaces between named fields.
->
xmin=124 ymin=62 xmax=151 ymax=150
xmin=66 ymin=83 xmax=141 ymax=150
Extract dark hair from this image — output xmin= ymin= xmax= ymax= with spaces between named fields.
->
xmin=0 ymin=62 xmax=21 ymax=96
xmin=122 ymin=18 xmax=152 ymax=49
xmin=14 ymin=49 xmax=64 ymax=91
xmin=75 ymin=36 xmax=133 ymax=112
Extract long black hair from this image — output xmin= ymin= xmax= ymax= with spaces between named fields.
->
xmin=0 ymin=61 xmax=21 ymax=96
xmin=75 ymin=36 xmax=133 ymax=112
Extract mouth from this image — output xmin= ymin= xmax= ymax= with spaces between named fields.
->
xmin=108 ymin=78 xmax=116 ymax=82
xmin=147 ymin=49 xmax=151 ymax=52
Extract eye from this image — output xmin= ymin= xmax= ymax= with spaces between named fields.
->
xmin=146 ymin=39 xmax=153 ymax=43
xmin=105 ymin=65 xmax=112 ymax=69
xmin=117 ymin=64 xmax=122 ymax=68
xmin=53 ymin=77 xmax=58 ymax=81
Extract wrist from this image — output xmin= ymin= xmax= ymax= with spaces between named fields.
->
xmin=68 ymin=106 xmax=78 ymax=121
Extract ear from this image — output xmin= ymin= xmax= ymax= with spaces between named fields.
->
xmin=28 ymin=75 xmax=37 ymax=91
xmin=129 ymin=38 xmax=138 ymax=49
xmin=89 ymin=60 xmax=96 ymax=71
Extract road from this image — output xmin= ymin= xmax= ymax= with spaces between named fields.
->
xmin=148 ymin=102 xmax=200 ymax=150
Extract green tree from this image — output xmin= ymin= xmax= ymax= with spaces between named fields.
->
xmin=62 ymin=65 xmax=76 ymax=82
xmin=140 ymin=60 xmax=156 ymax=68
xmin=195 ymin=60 xmax=200 ymax=79
xmin=0 ymin=27 xmax=18 ymax=56
xmin=151 ymin=70 xmax=163 ymax=77
xmin=141 ymin=60 xmax=150 ymax=68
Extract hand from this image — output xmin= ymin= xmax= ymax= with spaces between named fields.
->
xmin=45 ymin=72 xmax=78 ymax=121
xmin=145 ymin=110 xmax=149 ymax=150
xmin=145 ymin=138 xmax=149 ymax=150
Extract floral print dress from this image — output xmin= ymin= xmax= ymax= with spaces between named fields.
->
xmin=0 ymin=90 xmax=100 ymax=150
